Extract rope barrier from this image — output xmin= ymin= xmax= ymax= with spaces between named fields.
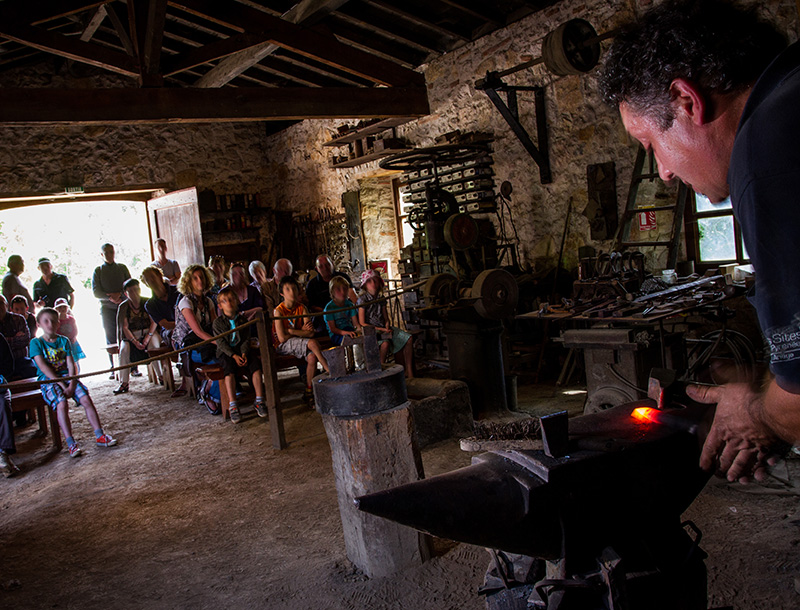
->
xmin=0 ymin=279 xmax=428 ymax=390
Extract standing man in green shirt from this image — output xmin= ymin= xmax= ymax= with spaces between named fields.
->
xmin=92 ymin=243 xmax=131 ymax=373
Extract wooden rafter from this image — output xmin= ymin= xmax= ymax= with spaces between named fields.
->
xmin=362 ymin=0 xmax=469 ymax=42
xmin=79 ymin=5 xmax=107 ymax=42
xmin=169 ymin=0 xmax=424 ymax=87
xmin=0 ymin=87 xmax=430 ymax=124
xmin=104 ymin=3 xmax=135 ymax=56
xmin=162 ymin=32 xmax=271 ymax=76
xmin=191 ymin=0 xmax=351 ymax=88
xmin=0 ymin=0 xmax=106 ymax=27
xmin=0 ymin=22 xmax=139 ymax=77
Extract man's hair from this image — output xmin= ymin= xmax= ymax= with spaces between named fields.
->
xmin=36 ymin=307 xmax=58 ymax=323
xmin=10 ymin=295 xmax=27 ymax=308
xmin=155 ymin=238 xmax=166 ymax=246
xmin=6 ymin=254 xmax=21 ymax=268
xmin=101 ymin=243 xmax=114 ymax=253
xmin=315 ymin=254 xmax=331 ymax=268
xmin=328 ymin=275 xmax=350 ymax=298
xmin=217 ymin=286 xmax=237 ymax=304
xmin=599 ymin=0 xmax=787 ymax=127
xmin=123 ymin=278 xmax=139 ymax=293
xmin=249 ymin=260 xmax=266 ymax=280
xmin=274 ymin=258 xmax=293 ymax=275
xmin=279 ymin=275 xmax=298 ymax=292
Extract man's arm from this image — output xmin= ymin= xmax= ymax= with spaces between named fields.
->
xmin=92 ymin=267 xmax=108 ymax=302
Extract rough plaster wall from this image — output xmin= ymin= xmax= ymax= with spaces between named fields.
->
xmin=261 ymin=0 xmax=800 ymax=273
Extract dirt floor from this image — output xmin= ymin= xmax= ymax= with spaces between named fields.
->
xmin=1 ymin=372 xmax=799 ymax=609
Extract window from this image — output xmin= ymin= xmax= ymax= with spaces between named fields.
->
xmin=393 ymin=178 xmax=415 ymax=249
xmin=685 ymin=193 xmax=749 ymax=268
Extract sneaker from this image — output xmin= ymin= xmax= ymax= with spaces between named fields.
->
xmin=96 ymin=434 xmax=117 ymax=447
xmin=131 ymin=368 xmax=142 ymax=378
xmin=68 ymin=443 xmax=82 ymax=458
xmin=229 ymin=405 xmax=241 ymax=424
xmin=0 ymin=451 xmax=20 ymax=477
xmin=108 ymin=373 xmax=116 ymax=380
xmin=254 ymin=401 xmax=269 ymax=418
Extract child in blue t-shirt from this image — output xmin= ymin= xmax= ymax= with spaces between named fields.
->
xmin=30 ymin=308 xmax=117 ymax=458
xmin=323 ymin=276 xmax=360 ymax=347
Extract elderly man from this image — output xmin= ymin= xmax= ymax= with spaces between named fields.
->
xmin=92 ymin=243 xmax=131 ymax=371
xmin=33 ymin=257 xmax=74 ymax=309
xmin=305 ymin=254 xmax=357 ymax=335
xmin=272 ymin=258 xmax=308 ymax=306
xmin=0 ymin=295 xmax=36 ymax=379
xmin=2 ymin=255 xmax=33 ymax=311
xmin=600 ymin=0 xmax=793 ymax=483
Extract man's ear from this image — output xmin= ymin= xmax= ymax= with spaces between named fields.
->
xmin=669 ymin=78 xmax=708 ymax=125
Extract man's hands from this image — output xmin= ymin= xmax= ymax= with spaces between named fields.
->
xmin=108 ymin=292 xmax=123 ymax=305
xmin=686 ymin=383 xmax=778 ymax=483
xmin=234 ymin=354 xmax=247 ymax=367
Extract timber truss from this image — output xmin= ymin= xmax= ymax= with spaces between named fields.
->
xmin=0 ymin=0 xmax=551 ymax=125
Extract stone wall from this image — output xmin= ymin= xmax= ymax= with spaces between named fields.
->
xmin=357 ymin=175 xmax=401 ymax=277
xmin=261 ymin=0 xmax=800 ymax=275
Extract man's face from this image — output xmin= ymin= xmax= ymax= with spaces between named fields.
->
xmin=620 ymin=103 xmax=731 ymax=203
xmin=103 ymin=246 xmax=116 ymax=264
xmin=316 ymin=256 xmax=333 ymax=280
xmin=39 ymin=262 xmax=52 ymax=277
xmin=275 ymin=261 xmax=290 ymax=281
xmin=157 ymin=240 xmax=168 ymax=257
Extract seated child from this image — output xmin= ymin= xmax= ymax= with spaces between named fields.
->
xmin=273 ymin=276 xmax=329 ymax=404
xmin=324 ymin=276 xmax=360 ymax=347
xmin=9 ymin=295 xmax=36 ymax=337
xmin=357 ymin=269 xmax=414 ymax=378
xmin=54 ymin=297 xmax=86 ymax=371
xmin=115 ymin=279 xmax=162 ymax=395
xmin=212 ymin=287 xmax=267 ymax=423
xmin=30 ymin=308 xmax=117 ymax=458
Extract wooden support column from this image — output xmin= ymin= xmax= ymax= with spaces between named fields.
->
xmin=257 ymin=310 xmax=286 ymax=450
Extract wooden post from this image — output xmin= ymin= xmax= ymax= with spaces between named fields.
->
xmin=257 ymin=310 xmax=286 ymax=449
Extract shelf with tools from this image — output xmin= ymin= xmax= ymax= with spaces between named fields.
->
xmin=325 ymin=118 xmax=414 ymax=168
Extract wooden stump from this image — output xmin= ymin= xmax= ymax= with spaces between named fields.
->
xmin=321 ymin=402 xmax=430 ymax=578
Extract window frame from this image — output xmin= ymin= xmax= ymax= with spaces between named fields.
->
xmin=684 ymin=193 xmax=749 ymax=271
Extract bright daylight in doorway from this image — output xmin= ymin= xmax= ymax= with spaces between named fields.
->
xmin=0 ymin=200 xmax=151 ymax=372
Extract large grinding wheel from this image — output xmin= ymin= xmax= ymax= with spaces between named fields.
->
xmin=542 ymin=18 xmax=601 ymax=76
xmin=583 ymin=386 xmax=634 ymax=415
xmin=444 ymin=213 xmax=480 ymax=251
xmin=472 ymin=269 xmax=519 ymax=319
xmin=379 ymin=144 xmax=489 ymax=172
xmin=424 ymin=273 xmax=459 ymax=306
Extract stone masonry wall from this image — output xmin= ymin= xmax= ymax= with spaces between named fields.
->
xmin=261 ymin=0 xmax=800 ymax=275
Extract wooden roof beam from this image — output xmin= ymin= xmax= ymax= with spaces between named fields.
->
xmin=188 ymin=0 xmax=351 ymax=88
xmin=0 ymin=1 xmax=107 ymax=27
xmin=79 ymin=5 xmax=107 ymax=42
xmin=0 ymin=87 xmax=430 ymax=124
xmin=0 ymin=23 xmax=139 ymax=77
xmin=361 ymin=0 xmax=469 ymax=42
xmin=169 ymin=0 xmax=424 ymax=87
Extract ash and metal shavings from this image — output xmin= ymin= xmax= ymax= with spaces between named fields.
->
xmin=639 ymin=277 xmax=669 ymax=294
xmin=473 ymin=419 xmax=541 ymax=441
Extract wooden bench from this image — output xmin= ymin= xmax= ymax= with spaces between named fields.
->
xmin=8 ymin=378 xmax=61 ymax=452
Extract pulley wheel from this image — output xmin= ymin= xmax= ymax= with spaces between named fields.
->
xmin=444 ymin=213 xmax=480 ymax=251
xmin=424 ymin=273 xmax=459 ymax=306
xmin=542 ymin=19 xmax=601 ymax=76
xmin=583 ymin=386 xmax=634 ymax=415
xmin=471 ymin=269 xmax=519 ymax=319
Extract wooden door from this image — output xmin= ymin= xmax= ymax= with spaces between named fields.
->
xmin=147 ymin=187 xmax=205 ymax=268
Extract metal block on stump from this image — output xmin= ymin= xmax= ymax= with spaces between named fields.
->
xmin=314 ymin=334 xmax=430 ymax=578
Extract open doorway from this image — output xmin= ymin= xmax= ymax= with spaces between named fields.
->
xmin=0 ymin=200 xmax=152 ymax=372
